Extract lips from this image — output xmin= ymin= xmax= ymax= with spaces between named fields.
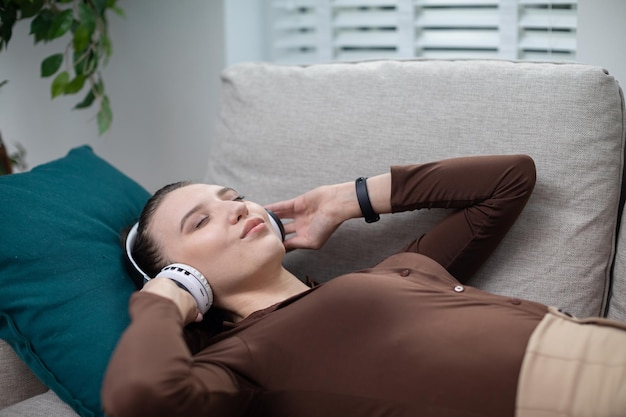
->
xmin=240 ymin=217 xmax=266 ymax=238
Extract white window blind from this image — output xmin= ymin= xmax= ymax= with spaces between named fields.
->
xmin=267 ymin=0 xmax=577 ymax=64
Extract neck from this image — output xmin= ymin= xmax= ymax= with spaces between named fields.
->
xmin=221 ymin=267 xmax=309 ymax=322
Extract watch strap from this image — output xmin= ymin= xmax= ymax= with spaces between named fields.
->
xmin=355 ymin=177 xmax=380 ymax=223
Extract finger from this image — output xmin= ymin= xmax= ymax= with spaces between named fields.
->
xmin=265 ymin=199 xmax=295 ymax=216
xmin=282 ymin=221 xmax=297 ymax=235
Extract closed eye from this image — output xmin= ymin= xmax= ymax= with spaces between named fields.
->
xmin=195 ymin=216 xmax=209 ymax=229
xmin=233 ymin=195 xmax=246 ymax=202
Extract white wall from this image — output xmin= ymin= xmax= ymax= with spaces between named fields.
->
xmin=0 ymin=1 xmax=225 ymax=192
xmin=225 ymin=0 xmax=267 ymax=66
xmin=577 ymin=0 xmax=626 ymax=88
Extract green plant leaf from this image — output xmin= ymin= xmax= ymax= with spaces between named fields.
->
xmin=72 ymin=23 xmax=90 ymax=52
xmin=73 ymin=49 xmax=84 ymax=75
xmin=30 ymin=10 xmax=53 ymax=43
xmin=73 ymin=88 xmax=95 ymax=110
xmin=97 ymin=95 xmax=112 ymax=135
xmin=93 ymin=0 xmax=106 ymax=14
xmin=50 ymin=71 xmax=69 ymax=98
xmin=17 ymin=0 xmax=43 ymax=19
xmin=48 ymin=9 xmax=73 ymax=40
xmin=64 ymin=74 xmax=86 ymax=94
xmin=94 ymin=78 xmax=105 ymax=96
xmin=101 ymin=34 xmax=112 ymax=63
xmin=0 ymin=2 xmax=17 ymax=47
xmin=40 ymin=53 xmax=63 ymax=77
xmin=83 ymin=50 xmax=98 ymax=76
xmin=0 ymin=22 xmax=13 ymax=49
xmin=77 ymin=3 xmax=96 ymax=34
xmin=111 ymin=6 xmax=125 ymax=18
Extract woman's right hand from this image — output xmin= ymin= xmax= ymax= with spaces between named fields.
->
xmin=141 ymin=278 xmax=203 ymax=325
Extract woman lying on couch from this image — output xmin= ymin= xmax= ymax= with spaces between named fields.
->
xmin=101 ymin=155 xmax=626 ymax=417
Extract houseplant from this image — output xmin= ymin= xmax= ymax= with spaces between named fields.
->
xmin=0 ymin=0 xmax=124 ymax=135
xmin=0 ymin=131 xmax=26 ymax=175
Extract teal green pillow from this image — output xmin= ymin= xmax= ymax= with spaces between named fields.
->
xmin=0 ymin=146 xmax=150 ymax=417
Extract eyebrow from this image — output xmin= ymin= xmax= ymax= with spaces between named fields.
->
xmin=179 ymin=187 xmax=236 ymax=233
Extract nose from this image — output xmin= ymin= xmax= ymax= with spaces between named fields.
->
xmin=227 ymin=200 xmax=248 ymax=224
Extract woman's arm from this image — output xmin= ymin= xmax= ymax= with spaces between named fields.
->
xmin=101 ymin=284 xmax=249 ymax=417
xmin=390 ymin=154 xmax=536 ymax=281
xmin=267 ymin=155 xmax=535 ymax=281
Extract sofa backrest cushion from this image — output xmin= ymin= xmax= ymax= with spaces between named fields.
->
xmin=207 ymin=60 xmax=625 ymax=318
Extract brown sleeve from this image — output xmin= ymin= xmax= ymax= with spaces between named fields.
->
xmin=390 ymin=154 xmax=536 ymax=282
xmin=101 ymin=292 xmax=249 ymax=417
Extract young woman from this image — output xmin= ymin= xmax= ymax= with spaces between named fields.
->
xmin=101 ymin=155 xmax=626 ymax=417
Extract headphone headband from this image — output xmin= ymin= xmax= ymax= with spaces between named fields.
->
xmin=125 ymin=223 xmax=150 ymax=281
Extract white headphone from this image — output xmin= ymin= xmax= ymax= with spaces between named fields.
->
xmin=125 ymin=210 xmax=285 ymax=314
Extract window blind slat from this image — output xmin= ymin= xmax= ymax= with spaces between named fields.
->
xmin=416 ymin=8 xmax=499 ymax=27
xmin=519 ymin=0 xmax=575 ymax=5
xmin=334 ymin=9 xmax=398 ymax=27
xmin=334 ymin=0 xmax=397 ymax=6
xmin=519 ymin=8 xmax=577 ymax=29
xmin=421 ymin=49 xmax=501 ymax=58
xmin=417 ymin=29 xmax=500 ymax=48
xmin=335 ymin=30 xmax=398 ymax=48
xmin=271 ymin=0 xmax=317 ymax=7
xmin=416 ymin=0 xmax=499 ymax=5
xmin=518 ymin=31 xmax=576 ymax=51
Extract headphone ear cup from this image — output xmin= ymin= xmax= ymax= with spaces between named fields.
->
xmin=266 ymin=209 xmax=285 ymax=241
xmin=156 ymin=263 xmax=213 ymax=314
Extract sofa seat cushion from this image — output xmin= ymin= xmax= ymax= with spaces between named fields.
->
xmin=0 ymin=340 xmax=47 ymax=409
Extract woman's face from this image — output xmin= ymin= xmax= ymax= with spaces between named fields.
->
xmin=148 ymin=183 xmax=286 ymax=301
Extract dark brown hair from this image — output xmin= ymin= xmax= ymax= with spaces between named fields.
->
xmin=124 ymin=180 xmax=192 ymax=289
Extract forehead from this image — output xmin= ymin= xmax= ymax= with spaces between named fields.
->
xmin=152 ymin=183 xmax=226 ymax=228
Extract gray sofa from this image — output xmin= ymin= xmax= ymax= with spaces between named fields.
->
xmin=1 ymin=59 xmax=625 ymax=416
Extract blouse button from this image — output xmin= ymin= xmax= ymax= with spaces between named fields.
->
xmin=454 ymin=285 xmax=465 ymax=293
xmin=509 ymin=298 xmax=522 ymax=305
xmin=400 ymin=269 xmax=410 ymax=277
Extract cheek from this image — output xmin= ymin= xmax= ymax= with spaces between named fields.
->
xmin=183 ymin=234 xmax=224 ymax=261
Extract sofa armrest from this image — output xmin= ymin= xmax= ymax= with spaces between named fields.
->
xmin=0 ymin=339 xmax=47 ymax=409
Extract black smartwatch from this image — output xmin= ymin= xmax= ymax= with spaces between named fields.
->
xmin=355 ymin=177 xmax=380 ymax=223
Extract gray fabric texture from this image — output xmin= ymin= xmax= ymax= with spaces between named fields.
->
xmin=206 ymin=59 xmax=625 ymax=318
xmin=610 ymin=202 xmax=626 ymax=322
xmin=0 ymin=391 xmax=78 ymax=417
xmin=0 ymin=340 xmax=47 ymax=409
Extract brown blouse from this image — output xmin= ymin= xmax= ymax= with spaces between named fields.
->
xmin=102 ymin=155 xmax=548 ymax=417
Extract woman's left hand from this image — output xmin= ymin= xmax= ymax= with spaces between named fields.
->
xmin=267 ymin=173 xmax=391 ymax=251
xmin=266 ymin=183 xmax=354 ymax=251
